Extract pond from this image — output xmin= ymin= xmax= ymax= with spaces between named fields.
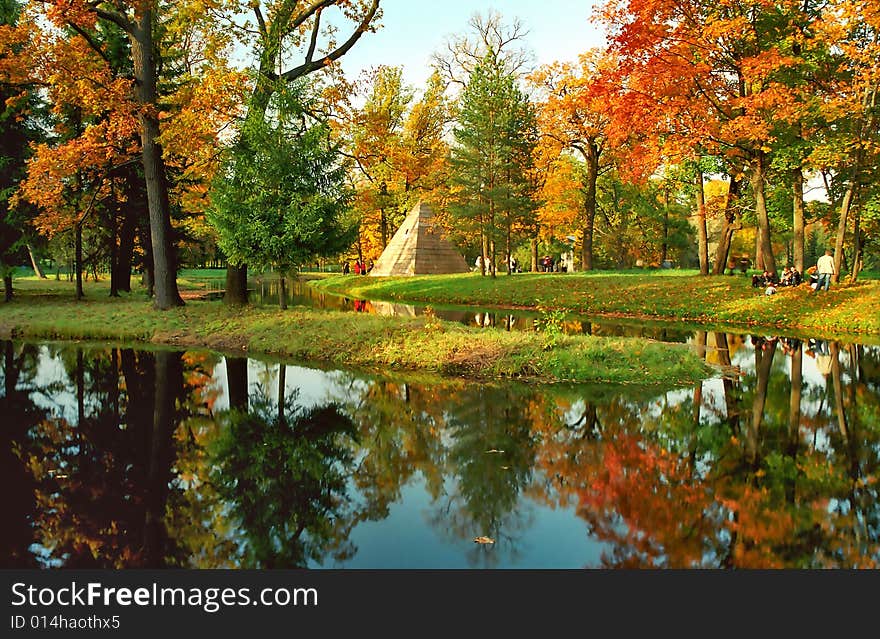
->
xmin=2 ymin=334 xmax=878 ymax=568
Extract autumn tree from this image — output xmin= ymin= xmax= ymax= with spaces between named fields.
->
xmin=345 ymin=66 xmax=412 ymax=253
xmin=531 ymin=51 xmax=619 ymax=270
xmin=9 ymin=15 xmax=137 ymax=300
xmin=0 ymin=0 xmax=42 ymax=301
xmin=340 ymin=67 xmax=451 ymax=263
xmin=10 ymin=0 xmax=247 ymax=302
xmin=596 ymin=0 xmax=865 ymax=278
xmin=21 ymin=0 xmax=192 ymax=308
xmin=808 ymin=0 xmax=880 ymax=282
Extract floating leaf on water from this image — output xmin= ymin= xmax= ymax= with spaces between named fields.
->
xmin=473 ymin=536 xmax=495 ymax=544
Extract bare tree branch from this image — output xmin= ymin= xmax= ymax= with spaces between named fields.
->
xmin=280 ymin=0 xmax=380 ymax=83
xmin=305 ymin=8 xmax=322 ymax=63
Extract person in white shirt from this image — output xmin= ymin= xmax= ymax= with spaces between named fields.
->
xmin=816 ymin=249 xmax=835 ymax=291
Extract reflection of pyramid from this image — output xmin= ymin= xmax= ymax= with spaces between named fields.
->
xmin=369 ymin=201 xmax=469 ymax=276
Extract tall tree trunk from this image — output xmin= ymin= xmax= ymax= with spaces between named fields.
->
xmin=850 ymin=213 xmax=862 ymax=282
xmin=580 ymin=144 xmax=598 ymax=271
xmin=792 ymin=167 xmax=805 ymax=273
xmin=480 ymin=229 xmax=488 ymax=277
xmin=751 ymin=151 xmax=776 ymax=276
xmin=3 ymin=273 xmax=11 ymax=302
xmin=26 ymin=244 xmax=45 ymax=279
xmin=712 ymin=177 xmax=741 ymax=274
xmin=661 ymin=187 xmax=669 ymax=265
xmin=139 ymin=220 xmax=154 ymax=297
xmin=278 ymin=272 xmax=288 ymax=310
xmin=833 ymin=164 xmax=860 ymax=284
xmin=116 ymin=206 xmax=136 ymax=293
xmin=224 ymin=264 xmax=248 ymax=305
xmin=129 ymin=13 xmax=183 ymax=310
xmin=754 ymin=226 xmax=764 ymax=271
xmin=695 ymin=170 xmax=709 ymax=275
xmin=530 ymin=234 xmax=538 ymax=273
xmin=75 ymin=222 xmax=84 ymax=300
xmin=506 ymin=215 xmax=512 ymax=276
xmin=109 ymin=188 xmax=119 ymax=297
xmin=489 ymin=238 xmax=496 ymax=279
xmin=116 ymin=170 xmax=142 ymax=294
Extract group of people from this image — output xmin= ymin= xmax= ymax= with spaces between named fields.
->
xmin=752 ymin=266 xmax=803 ymax=289
xmin=342 ymin=259 xmax=371 ymax=275
xmin=751 ymin=249 xmax=837 ymax=295
xmin=474 ymin=255 xmax=522 ymax=273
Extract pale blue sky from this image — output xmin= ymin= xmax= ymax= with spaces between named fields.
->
xmin=337 ymin=0 xmax=605 ymax=89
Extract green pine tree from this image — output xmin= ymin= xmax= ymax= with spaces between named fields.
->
xmin=208 ymin=81 xmax=356 ymax=309
xmin=450 ymin=55 xmax=537 ymax=277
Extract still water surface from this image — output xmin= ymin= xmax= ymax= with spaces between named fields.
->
xmin=2 ymin=333 xmax=878 ymax=568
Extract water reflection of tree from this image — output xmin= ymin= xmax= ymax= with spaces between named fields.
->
xmin=209 ymin=389 xmax=360 ymax=567
xmin=339 ymin=377 xmax=449 ymax=519
xmin=530 ymin=334 xmax=880 ymax=568
xmin=431 ymin=386 xmax=541 ymax=568
xmin=18 ymin=347 xmax=217 ymax=567
xmin=10 ymin=339 xmax=880 ymax=569
xmin=328 ymin=375 xmax=548 ymax=567
xmin=0 ymin=341 xmax=44 ymax=566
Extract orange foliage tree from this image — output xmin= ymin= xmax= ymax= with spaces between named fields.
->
xmin=531 ymin=51 xmax=624 ymax=270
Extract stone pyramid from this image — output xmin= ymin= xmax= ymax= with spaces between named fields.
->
xmin=369 ymin=201 xmax=469 ymax=276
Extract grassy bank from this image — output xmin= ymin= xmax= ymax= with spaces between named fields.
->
xmin=312 ymin=271 xmax=880 ymax=337
xmin=0 ymin=278 xmax=714 ymax=386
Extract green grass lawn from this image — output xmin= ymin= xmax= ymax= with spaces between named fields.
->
xmin=0 ymin=276 xmax=713 ymax=386
xmin=312 ymin=270 xmax=880 ymax=337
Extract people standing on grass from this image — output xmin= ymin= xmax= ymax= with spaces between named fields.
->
xmin=816 ymin=249 xmax=835 ymax=292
